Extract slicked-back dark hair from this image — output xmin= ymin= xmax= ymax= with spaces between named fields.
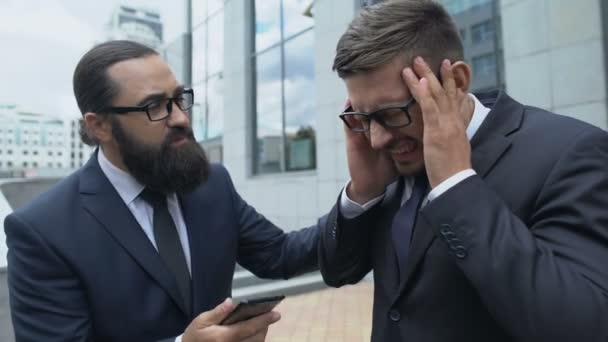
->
xmin=333 ymin=0 xmax=463 ymax=78
xmin=73 ymin=40 xmax=158 ymax=145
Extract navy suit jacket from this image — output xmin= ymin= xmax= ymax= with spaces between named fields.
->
xmin=5 ymin=154 xmax=320 ymax=341
xmin=319 ymin=91 xmax=608 ymax=341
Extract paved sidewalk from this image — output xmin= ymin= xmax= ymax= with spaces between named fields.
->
xmin=266 ymin=282 xmax=374 ymax=342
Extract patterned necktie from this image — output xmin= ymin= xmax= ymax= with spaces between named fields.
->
xmin=390 ymin=173 xmax=429 ymax=278
xmin=139 ymin=188 xmax=191 ymax=314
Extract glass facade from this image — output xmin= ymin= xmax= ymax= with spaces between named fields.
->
xmin=253 ymin=0 xmax=316 ymax=174
xmin=191 ymin=0 xmax=224 ymax=155
xmin=363 ymin=0 xmax=505 ymax=92
xmin=439 ymin=0 xmax=504 ymax=92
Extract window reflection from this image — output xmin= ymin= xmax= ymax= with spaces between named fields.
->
xmin=190 ymin=0 xmax=224 ymax=148
xmin=207 ymin=12 xmax=224 ymax=76
xmin=207 ymin=0 xmax=223 ymax=16
xmin=191 ymin=82 xmax=206 ymax=140
xmin=255 ymin=0 xmax=281 ymax=52
xmin=206 ymin=75 xmax=223 ymax=140
xmin=192 ymin=25 xmax=206 ymax=83
xmin=284 ymin=30 xmax=315 ymax=171
xmin=192 ymin=0 xmax=207 ymax=27
xmin=283 ymin=0 xmax=314 ymax=37
xmin=255 ymin=49 xmax=283 ymax=174
xmin=254 ymin=0 xmax=316 ymax=174
xmin=438 ymin=0 xmax=503 ymax=92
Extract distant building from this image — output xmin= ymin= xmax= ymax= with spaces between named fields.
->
xmin=0 ymin=105 xmax=70 ymax=178
xmin=105 ymin=5 xmax=163 ymax=49
xmin=68 ymin=118 xmax=95 ymax=170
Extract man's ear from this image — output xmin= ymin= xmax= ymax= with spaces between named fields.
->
xmin=83 ymin=112 xmax=113 ymax=144
xmin=451 ymin=61 xmax=472 ymax=93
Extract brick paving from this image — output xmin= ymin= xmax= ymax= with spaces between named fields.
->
xmin=266 ymin=282 xmax=374 ymax=342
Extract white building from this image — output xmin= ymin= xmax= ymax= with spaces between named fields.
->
xmin=0 ymin=105 xmax=70 ymax=178
xmin=105 ymin=5 xmax=163 ymax=49
xmin=68 ymin=119 xmax=95 ymax=169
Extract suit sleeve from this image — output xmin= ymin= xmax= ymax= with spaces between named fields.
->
xmin=421 ymin=127 xmax=608 ymax=340
xmin=4 ymin=213 xmax=93 ymax=342
xmin=220 ymin=167 xmax=320 ymax=279
xmin=318 ymin=193 xmax=382 ymax=287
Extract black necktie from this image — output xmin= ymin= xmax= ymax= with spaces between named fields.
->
xmin=139 ymin=188 xmax=191 ymax=314
xmin=391 ymin=174 xmax=429 ymax=278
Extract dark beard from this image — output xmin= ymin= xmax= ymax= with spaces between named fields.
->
xmin=111 ymin=119 xmax=210 ymax=194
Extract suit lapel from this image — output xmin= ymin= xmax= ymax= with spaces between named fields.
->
xmin=79 ymin=152 xmax=188 ymax=315
xmin=394 ymin=91 xmax=524 ymax=298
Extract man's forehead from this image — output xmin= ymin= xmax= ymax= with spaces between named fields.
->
xmin=107 ymin=55 xmax=179 ymax=100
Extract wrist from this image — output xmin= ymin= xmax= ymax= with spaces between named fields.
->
xmin=347 ymin=182 xmax=385 ymax=205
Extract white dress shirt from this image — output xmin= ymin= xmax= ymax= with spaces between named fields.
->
xmin=340 ymin=93 xmax=491 ymax=218
xmin=97 ymin=149 xmax=192 ymax=274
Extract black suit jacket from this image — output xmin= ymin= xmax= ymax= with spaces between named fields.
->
xmin=319 ymin=91 xmax=608 ymax=341
xmin=5 ymin=154 xmax=320 ymax=341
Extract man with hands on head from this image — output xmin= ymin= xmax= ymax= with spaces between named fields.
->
xmin=319 ymin=1 xmax=608 ymax=341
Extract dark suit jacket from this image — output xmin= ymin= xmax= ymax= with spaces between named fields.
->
xmin=5 ymin=155 xmax=319 ymax=341
xmin=319 ymin=91 xmax=608 ymax=342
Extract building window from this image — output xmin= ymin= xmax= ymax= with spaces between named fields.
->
xmin=33 ymin=162 xmax=38 ymax=167
xmin=472 ymin=53 xmax=497 ymax=78
xmin=191 ymin=1 xmax=225 ymax=150
xmin=23 ymin=162 xmax=28 ymax=167
xmin=253 ymin=0 xmax=316 ymax=174
xmin=471 ymin=20 xmax=494 ymax=45
xmin=438 ymin=0 xmax=503 ymax=92
xmin=23 ymin=150 xmax=28 ymax=155
xmin=49 ymin=151 xmax=53 ymax=156
xmin=7 ymin=150 xmax=12 ymax=155
xmin=8 ymin=161 xmax=12 ymax=167
xmin=33 ymin=150 xmax=38 ymax=155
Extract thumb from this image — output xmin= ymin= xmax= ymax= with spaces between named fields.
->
xmin=194 ymin=298 xmax=236 ymax=328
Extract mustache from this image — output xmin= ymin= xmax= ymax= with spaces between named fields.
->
xmin=164 ymin=127 xmax=195 ymax=144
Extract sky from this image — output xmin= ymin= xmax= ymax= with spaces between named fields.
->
xmin=0 ymin=0 xmax=186 ymax=118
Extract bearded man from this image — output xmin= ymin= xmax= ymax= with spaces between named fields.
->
xmin=5 ymin=40 xmax=320 ymax=342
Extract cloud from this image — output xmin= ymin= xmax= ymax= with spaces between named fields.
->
xmin=0 ymin=0 xmax=186 ymax=118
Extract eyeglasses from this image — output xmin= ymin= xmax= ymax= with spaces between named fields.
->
xmin=105 ymin=88 xmax=194 ymax=121
xmin=339 ymin=97 xmax=416 ymax=132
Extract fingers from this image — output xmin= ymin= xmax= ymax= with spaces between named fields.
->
xmin=417 ymin=78 xmax=441 ymax=127
xmin=194 ymin=298 xmax=236 ymax=328
xmin=440 ymin=59 xmax=458 ymax=99
xmin=412 ymin=56 xmax=443 ymax=98
xmin=225 ymin=311 xmax=281 ymax=341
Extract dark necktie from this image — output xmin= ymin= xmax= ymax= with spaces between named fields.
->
xmin=391 ymin=173 xmax=429 ymax=278
xmin=139 ymin=188 xmax=191 ymax=314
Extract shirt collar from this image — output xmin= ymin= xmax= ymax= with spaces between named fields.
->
xmin=97 ymin=148 xmax=145 ymax=205
xmin=467 ymin=93 xmax=491 ymax=141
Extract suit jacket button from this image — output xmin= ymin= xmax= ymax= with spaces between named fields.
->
xmin=454 ymin=246 xmax=467 ymax=259
xmin=388 ymin=309 xmax=401 ymax=322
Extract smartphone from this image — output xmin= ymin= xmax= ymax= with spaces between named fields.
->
xmin=220 ymin=295 xmax=285 ymax=325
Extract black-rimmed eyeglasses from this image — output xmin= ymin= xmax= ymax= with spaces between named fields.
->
xmin=339 ymin=98 xmax=416 ymax=132
xmin=104 ymin=88 xmax=194 ymax=121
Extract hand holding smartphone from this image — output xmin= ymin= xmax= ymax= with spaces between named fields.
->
xmin=220 ymin=295 xmax=285 ymax=325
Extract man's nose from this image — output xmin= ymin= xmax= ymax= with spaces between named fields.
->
xmin=369 ymin=120 xmax=394 ymax=150
xmin=167 ymin=103 xmax=190 ymax=128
